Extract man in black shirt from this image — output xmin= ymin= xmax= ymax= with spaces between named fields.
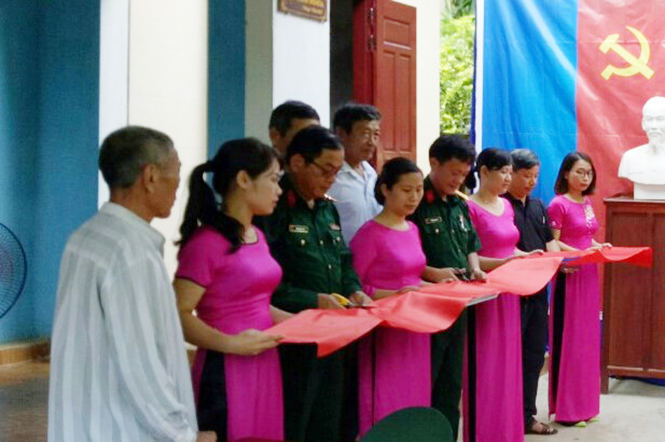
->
xmin=505 ymin=149 xmax=559 ymax=436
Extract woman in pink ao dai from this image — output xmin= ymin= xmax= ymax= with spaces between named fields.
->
xmin=350 ymin=157 xmax=432 ymax=435
xmin=174 ymin=139 xmax=291 ymax=441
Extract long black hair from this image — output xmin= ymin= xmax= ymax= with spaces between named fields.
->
xmin=374 ymin=157 xmax=422 ymax=205
xmin=178 ymin=138 xmax=281 ymax=253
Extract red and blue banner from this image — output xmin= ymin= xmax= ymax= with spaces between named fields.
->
xmin=474 ymin=0 xmax=665 ymax=238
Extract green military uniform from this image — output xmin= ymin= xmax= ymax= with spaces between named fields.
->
xmin=258 ymin=175 xmax=362 ymax=442
xmin=408 ymin=175 xmax=481 ymax=439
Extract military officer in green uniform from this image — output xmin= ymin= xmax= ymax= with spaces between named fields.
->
xmin=258 ymin=125 xmax=370 ymax=441
xmin=409 ymin=134 xmax=487 ymax=439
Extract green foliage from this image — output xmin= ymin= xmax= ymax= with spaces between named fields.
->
xmin=440 ymin=14 xmax=475 ymax=134
xmin=441 ymin=0 xmax=474 ymax=19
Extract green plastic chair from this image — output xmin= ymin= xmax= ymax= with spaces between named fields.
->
xmin=361 ymin=407 xmax=455 ymax=442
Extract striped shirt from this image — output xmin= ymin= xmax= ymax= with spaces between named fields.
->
xmin=48 ymin=203 xmax=197 ymax=442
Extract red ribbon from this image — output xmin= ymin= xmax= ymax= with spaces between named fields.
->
xmin=539 ymin=246 xmax=653 ymax=267
xmin=266 ymin=247 xmax=651 ymax=357
xmin=266 ymin=308 xmax=383 ymax=357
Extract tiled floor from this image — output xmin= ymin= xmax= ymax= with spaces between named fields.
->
xmin=1 ymin=360 xmax=664 ymax=442
xmin=525 ymin=375 xmax=665 ymax=442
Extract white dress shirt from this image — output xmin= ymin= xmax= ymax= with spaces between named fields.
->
xmin=328 ymin=161 xmax=383 ymax=244
xmin=48 ymin=202 xmax=197 ymax=442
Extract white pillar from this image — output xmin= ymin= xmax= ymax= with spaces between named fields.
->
xmin=128 ymin=0 xmax=209 ymax=277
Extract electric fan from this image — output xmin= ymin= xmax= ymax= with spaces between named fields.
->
xmin=0 ymin=223 xmax=27 ymax=319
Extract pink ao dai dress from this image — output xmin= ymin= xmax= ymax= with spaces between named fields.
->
xmin=175 ymin=226 xmax=283 ymax=441
xmin=350 ymin=220 xmax=431 ymax=435
xmin=465 ymin=198 xmax=524 ymax=442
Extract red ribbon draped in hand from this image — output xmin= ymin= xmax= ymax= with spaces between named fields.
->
xmin=266 ymin=247 xmax=651 ymax=357
xmin=540 ymin=246 xmax=652 ymax=267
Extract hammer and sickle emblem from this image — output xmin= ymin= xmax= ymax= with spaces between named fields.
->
xmin=599 ymin=26 xmax=654 ymax=80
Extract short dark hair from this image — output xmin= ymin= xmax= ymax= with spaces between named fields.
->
xmin=269 ymin=100 xmax=320 ymax=136
xmin=332 ymin=103 xmax=381 ymax=133
xmin=511 ymin=149 xmax=540 ymax=171
xmin=286 ymin=125 xmax=342 ymax=164
xmin=99 ymin=126 xmax=174 ymax=189
xmin=554 ymin=151 xmax=597 ymax=195
xmin=429 ymin=134 xmax=476 ymax=165
xmin=374 ymin=157 xmax=422 ymax=205
xmin=465 ymin=147 xmax=512 ymax=189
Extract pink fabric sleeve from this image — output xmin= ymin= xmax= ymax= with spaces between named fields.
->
xmin=502 ymin=197 xmax=515 ymax=221
xmin=407 ymin=221 xmax=424 ymax=251
xmin=467 ymin=200 xmax=480 ymax=228
xmin=175 ymin=228 xmax=229 ymax=287
xmin=547 ymin=197 xmax=565 ymax=230
xmin=255 ymin=226 xmax=267 ymax=243
xmin=350 ymin=225 xmax=379 ymax=298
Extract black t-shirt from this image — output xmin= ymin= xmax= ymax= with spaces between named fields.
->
xmin=504 ymin=193 xmax=554 ymax=252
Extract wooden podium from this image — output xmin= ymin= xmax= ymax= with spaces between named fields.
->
xmin=602 ymin=197 xmax=665 ymax=393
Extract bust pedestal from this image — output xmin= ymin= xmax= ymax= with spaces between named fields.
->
xmin=633 ymin=183 xmax=665 ymax=200
xmin=601 ymin=197 xmax=665 ymax=393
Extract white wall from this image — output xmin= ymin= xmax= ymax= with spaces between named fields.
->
xmin=245 ymin=1 xmax=331 ymax=142
xmin=394 ymin=0 xmax=442 ymax=173
xmin=272 ymin=4 xmax=330 ymax=126
xmin=98 ymin=0 xmax=130 ymax=206
xmin=128 ymin=0 xmax=209 ymax=277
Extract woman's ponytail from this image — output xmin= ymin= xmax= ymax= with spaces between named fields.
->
xmin=177 ymin=138 xmax=280 ymax=253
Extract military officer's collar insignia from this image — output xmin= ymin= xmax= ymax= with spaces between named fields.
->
xmin=289 ymin=224 xmax=309 ymax=234
xmin=287 ymin=190 xmax=297 ymax=208
xmin=424 ymin=216 xmax=442 ymax=224
xmin=329 ymin=223 xmax=341 ymax=231
xmin=425 ymin=189 xmax=436 ymax=204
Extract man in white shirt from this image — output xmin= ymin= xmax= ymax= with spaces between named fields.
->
xmin=328 ymin=103 xmax=383 ymax=244
xmin=48 ymin=126 xmax=215 ymax=442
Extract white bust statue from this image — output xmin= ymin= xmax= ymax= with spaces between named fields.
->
xmin=618 ymin=96 xmax=665 ymax=199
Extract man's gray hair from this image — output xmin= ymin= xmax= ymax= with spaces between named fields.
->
xmin=510 ymin=148 xmax=540 ymax=171
xmin=99 ymin=126 xmax=174 ymax=189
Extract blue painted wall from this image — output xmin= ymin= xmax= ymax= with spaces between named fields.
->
xmin=0 ymin=1 xmax=41 ymax=340
xmin=208 ymin=0 xmax=246 ymax=157
xmin=0 ymin=0 xmax=99 ymax=342
xmin=32 ymin=0 xmax=100 ymax=336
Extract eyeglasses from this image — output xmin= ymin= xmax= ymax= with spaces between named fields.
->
xmin=309 ymin=161 xmax=341 ymax=178
xmin=572 ymin=169 xmax=594 ymax=178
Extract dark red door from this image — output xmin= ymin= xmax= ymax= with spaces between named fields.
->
xmin=353 ymin=0 xmax=417 ymax=169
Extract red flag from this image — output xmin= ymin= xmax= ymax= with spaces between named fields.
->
xmin=577 ymin=1 xmax=665 ymax=239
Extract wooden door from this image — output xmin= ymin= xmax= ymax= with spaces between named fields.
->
xmin=353 ymin=0 xmax=417 ymax=169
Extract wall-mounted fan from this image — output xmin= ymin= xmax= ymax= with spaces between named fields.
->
xmin=0 ymin=223 xmax=27 ymax=320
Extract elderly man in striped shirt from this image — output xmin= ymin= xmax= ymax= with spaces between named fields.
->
xmin=48 ymin=127 xmax=215 ymax=442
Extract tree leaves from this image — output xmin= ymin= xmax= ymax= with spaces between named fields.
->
xmin=440 ymin=14 xmax=475 ymax=134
